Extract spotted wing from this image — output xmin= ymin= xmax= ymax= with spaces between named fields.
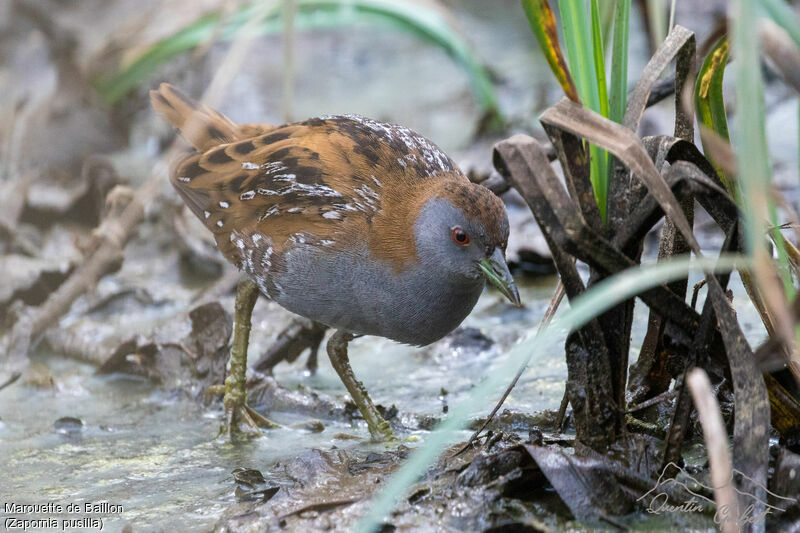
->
xmin=172 ymin=121 xmax=375 ymax=265
xmin=171 ymin=114 xmax=457 ymax=277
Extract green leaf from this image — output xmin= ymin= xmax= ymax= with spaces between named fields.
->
xmin=590 ymin=0 xmax=609 ymax=216
xmin=761 ymin=0 xmax=800 ymax=50
xmin=590 ymin=0 xmax=609 ymax=120
xmin=694 ymin=35 xmax=733 ymax=191
xmin=557 ymin=0 xmax=608 ymax=222
xmin=520 ymin=0 xmax=580 ymax=103
xmin=732 ymin=0 xmax=794 ymax=295
xmin=609 ymin=0 xmax=630 ymax=125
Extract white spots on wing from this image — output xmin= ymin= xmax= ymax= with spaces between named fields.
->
xmin=259 ymin=204 xmax=280 ymax=221
xmin=401 ymin=153 xmax=419 ymax=166
xmin=290 ymin=232 xmax=309 ymax=245
xmin=289 ymin=231 xmax=334 ymax=247
xmin=371 ymin=175 xmax=382 ymax=187
xmin=230 ymin=230 xmax=246 ymax=250
xmin=216 ymin=220 xmax=224 ymax=227
xmin=243 ymin=160 xmax=289 ymax=174
xmin=219 ymin=201 xmax=229 ymax=208
xmin=204 ymin=210 xmax=211 ymax=219
xmin=322 ymin=210 xmax=342 ymax=220
xmin=397 ymin=157 xmax=407 ymax=168
xmin=272 ymin=279 xmax=284 ymax=298
xmin=263 ymin=161 xmax=288 ymax=173
xmin=354 ymin=184 xmax=379 ymax=212
xmin=249 ymin=160 xmax=344 ymax=199
xmin=333 ymin=202 xmax=358 ymax=212
xmin=255 ymin=277 xmax=272 ymax=299
xmin=240 ymin=190 xmax=255 ymax=201
xmin=287 ymin=207 xmax=304 ymax=213
xmin=261 ymin=245 xmax=273 ymax=270
xmin=328 ymin=114 xmax=453 ymax=176
xmin=272 ymin=179 xmax=342 ymax=198
xmin=257 ymin=174 xmax=341 ymax=198
xmin=176 ymin=176 xmax=191 ymax=182
xmin=230 ymin=232 xmax=275 ymax=290
xmin=293 ymin=183 xmax=342 ymax=197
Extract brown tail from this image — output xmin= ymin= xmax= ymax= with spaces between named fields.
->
xmin=149 ymin=83 xmax=239 ymax=152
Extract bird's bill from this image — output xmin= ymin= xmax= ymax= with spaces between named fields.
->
xmin=478 ymin=248 xmax=522 ymax=307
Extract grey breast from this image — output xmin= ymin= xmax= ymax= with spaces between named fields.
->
xmin=269 ymin=242 xmax=484 ymax=346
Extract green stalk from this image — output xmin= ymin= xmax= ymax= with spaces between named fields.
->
xmin=732 ymin=0 xmax=793 ymax=295
xmin=761 ymin=0 xmax=800 ymax=49
xmin=695 ymin=36 xmax=733 ymax=190
xmin=606 ymin=0 xmax=630 ymax=201
xmin=646 ymin=0 xmax=666 ymax=50
xmin=521 ymin=0 xmax=581 ymax=103
xmin=609 ymin=0 xmax=630 ymax=125
xmin=590 ymin=1 xmax=609 ymax=120
xmin=558 ymin=0 xmax=607 ymax=221
xmin=590 ymin=0 xmax=609 ymax=215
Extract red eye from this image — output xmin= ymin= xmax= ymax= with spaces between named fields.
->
xmin=452 ymin=227 xmax=470 ymax=245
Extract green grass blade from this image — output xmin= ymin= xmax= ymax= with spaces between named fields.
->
xmin=609 ymin=0 xmax=630 ymax=124
xmin=668 ymin=0 xmax=677 ymax=34
xmin=557 ymin=0 xmax=607 ymax=221
xmin=93 ymin=0 xmax=501 ymax=123
xmin=590 ymin=0 xmax=609 ymax=120
xmin=521 ymin=0 xmax=580 ymax=103
xmin=694 ymin=35 xmax=733 ymax=191
xmin=557 ymin=0 xmax=599 ymax=110
xmin=732 ymin=0 xmax=794 ymax=294
xmin=606 ymin=0 xmax=630 ymax=209
xmin=761 ymin=0 xmax=800 ymax=50
xmin=590 ymin=0 xmax=609 ymax=217
xmin=599 ymin=0 xmax=617 ymax=55
xmin=646 ymin=0 xmax=666 ymax=50
xmin=354 ymin=254 xmax=748 ymax=533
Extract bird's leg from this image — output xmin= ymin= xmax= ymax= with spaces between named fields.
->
xmin=221 ymin=279 xmax=279 ymax=438
xmin=327 ymin=330 xmax=395 ymax=441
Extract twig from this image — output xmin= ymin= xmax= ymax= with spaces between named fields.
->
xmin=687 ymin=368 xmax=738 ymax=533
xmin=0 ymin=372 xmax=20 ymax=392
xmin=553 ymin=389 xmax=569 ymax=431
xmin=690 ymin=279 xmax=707 ymax=310
xmin=452 ymin=279 xmax=565 ymax=457
xmin=625 ymin=388 xmax=677 ymax=413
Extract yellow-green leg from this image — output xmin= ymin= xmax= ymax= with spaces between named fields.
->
xmin=221 ymin=279 xmax=279 ymax=438
xmin=327 ymin=330 xmax=395 ymax=441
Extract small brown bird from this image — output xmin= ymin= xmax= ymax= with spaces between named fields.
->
xmin=151 ymin=83 xmax=520 ymax=440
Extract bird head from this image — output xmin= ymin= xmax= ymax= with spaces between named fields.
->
xmin=412 ymin=178 xmax=521 ymax=306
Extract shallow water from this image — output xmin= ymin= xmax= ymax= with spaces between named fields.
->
xmin=0 ymin=277 xmax=563 ymax=531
